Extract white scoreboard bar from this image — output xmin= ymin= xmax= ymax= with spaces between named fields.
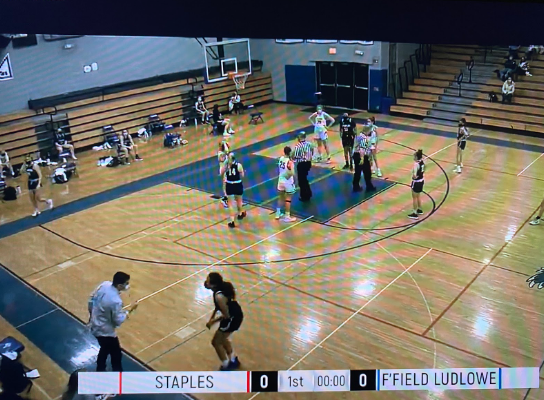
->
xmin=78 ymin=368 xmax=540 ymax=394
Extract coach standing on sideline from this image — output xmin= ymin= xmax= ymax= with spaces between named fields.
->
xmin=88 ymin=272 xmax=138 ymax=372
xmin=293 ymin=132 xmax=314 ymax=202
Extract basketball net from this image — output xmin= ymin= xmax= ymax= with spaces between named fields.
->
xmin=229 ymin=72 xmax=249 ymax=90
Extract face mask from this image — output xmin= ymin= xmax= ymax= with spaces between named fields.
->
xmin=204 ymin=280 xmax=210 ymax=289
xmin=121 ymin=283 xmax=130 ymax=291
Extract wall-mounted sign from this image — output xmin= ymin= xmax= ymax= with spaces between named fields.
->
xmin=0 ymin=53 xmax=14 ymax=81
xmin=340 ymin=40 xmax=374 ymax=45
xmin=275 ymin=39 xmax=304 ymax=44
xmin=43 ymin=35 xmax=84 ymax=41
xmin=306 ymin=40 xmax=338 ymax=44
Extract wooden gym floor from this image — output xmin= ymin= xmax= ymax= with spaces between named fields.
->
xmin=0 ymin=103 xmax=543 ymax=400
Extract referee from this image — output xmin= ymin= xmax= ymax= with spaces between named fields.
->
xmin=353 ymin=130 xmax=375 ymax=192
xmin=292 ymin=132 xmax=314 ymax=202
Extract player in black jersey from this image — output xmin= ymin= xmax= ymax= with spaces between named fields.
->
xmin=408 ymin=149 xmax=425 ymax=219
xmin=455 ymin=118 xmax=469 ymax=174
xmin=339 ymin=113 xmax=356 ymax=170
xmin=54 ymin=129 xmax=77 ymax=160
xmin=120 ymin=130 xmax=143 ymax=162
xmin=204 ymin=272 xmax=243 ymax=371
xmin=220 ymin=153 xmax=246 ymax=228
xmin=21 ymin=155 xmax=53 ymax=217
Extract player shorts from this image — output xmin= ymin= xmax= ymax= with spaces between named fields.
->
xmin=458 ymin=141 xmax=466 ymax=150
xmin=411 ymin=180 xmax=424 ymax=194
xmin=277 ymin=179 xmax=296 ymax=194
xmin=28 ymin=179 xmax=39 ymax=191
xmin=342 ymin=136 xmax=354 ymax=148
xmin=219 ymin=316 xmax=243 ymax=333
xmin=314 ymin=128 xmax=328 ymax=141
xmin=226 ymin=182 xmax=244 ymax=196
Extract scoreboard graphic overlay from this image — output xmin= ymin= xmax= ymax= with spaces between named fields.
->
xmin=79 ymin=368 xmax=539 ymax=394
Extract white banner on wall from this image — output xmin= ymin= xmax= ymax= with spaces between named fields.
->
xmin=340 ymin=40 xmax=374 ymax=45
xmin=275 ymin=39 xmax=305 ymax=44
xmin=306 ymin=40 xmax=338 ymax=44
xmin=0 ymin=53 xmax=14 ymax=81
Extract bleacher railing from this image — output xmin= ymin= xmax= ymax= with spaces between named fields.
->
xmin=390 ymin=44 xmax=430 ymax=102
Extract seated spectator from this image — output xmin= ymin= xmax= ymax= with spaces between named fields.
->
xmin=120 ymin=130 xmax=143 ymax=162
xmin=518 ymin=56 xmax=533 ymax=76
xmin=526 ymin=45 xmax=544 ymax=59
xmin=195 ymin=96 xmax=210 ymax=124
xmin=496 ymin=56 xmax=517 ymax=81
xmin=54 ymin=128 xmax=77 ymax=160
xmin=502 ymin=77 xmax=515 ymax=104
xmin=0 ymin=148 xmax=15 ymax=178
xmin=228 ymin=91 xmax=243 ymax=114
xmin=212 ymin=105 xmax=235 ymax=135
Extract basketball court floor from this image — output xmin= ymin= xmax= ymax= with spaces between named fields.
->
xmin=0 ymin=103 xmax=543 ymax=400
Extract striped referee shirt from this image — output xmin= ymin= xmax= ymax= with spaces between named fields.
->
xmin=293 ymin=140 xmax=314 ymax=162
xmin=353 ymin=133 xmax=371 ymax=156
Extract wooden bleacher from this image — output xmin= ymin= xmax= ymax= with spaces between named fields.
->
xmin=0 ymin=70 xmax=273 ymax=166
xmin=391 ymin=45 xmax=544 ymax=135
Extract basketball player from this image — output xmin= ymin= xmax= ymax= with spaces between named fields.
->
xmin=120 ymin=130 xmax=143 ymax=161
xmin=367 ymin=117 xmax=382 ymax=177
xmin=339 ymin=113 xmax=356 ymax=170
xmin=196 ymin=96 xmax=210 ymax=124
xmin=54 ymin=128 xmax=77 ymax=160
xmin=408 ymin=149 xmax=425 ymax=219
xmin=21 ymin=155 xmax=53 ymax=217
xmin=204 ymin=272 xmax=244 ymax=371
xmin=530 ymin=196 xmax=544 ymax=225
xmin=220 ymin=152 xmax=246 ymax=228
xmin=275 ymin=146 xmax=297 ymax=222
xmin=0 ymin=149 xmax=15 ymax=178
xmin=217 ymin=139 xmax=230 ymax=208
xmin=455 ymin=118 xmax=469 ymax=173
xmin=309 ymin=106 xmax=335 ymax=163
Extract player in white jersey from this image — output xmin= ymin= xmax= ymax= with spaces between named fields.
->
xmin=0 ymin=149 xmax=15 ymax=178
xmin=275 ymin=146 xmax=296 ymax=223
xmin=218 ymin=139 xmax=230 ymax=208
xmin=309 ymin=105 xmax=335 ymax=163
xmin=366 ymin=116 xmax=382 ymax=177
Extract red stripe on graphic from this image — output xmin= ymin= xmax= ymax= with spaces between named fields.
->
xmin=119 ymin=372 xmax=122 ymax=395
xmin=247 ymin=371 xmax=250 ymax=393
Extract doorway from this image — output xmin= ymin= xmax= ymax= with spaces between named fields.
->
xmin=316 ymin=62 xmax=369 ymax=110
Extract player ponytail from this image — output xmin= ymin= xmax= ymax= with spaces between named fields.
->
xmin=221 ymin=281 xmax=236 ymax=300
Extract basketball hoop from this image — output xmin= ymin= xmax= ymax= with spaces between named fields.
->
xmin=229 ymin=71 xmax=249 ymax=90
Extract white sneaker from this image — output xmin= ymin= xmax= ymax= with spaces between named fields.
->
xmin=282 ymin=216 xmax=296 ymax=223
xmin=32 ymin=211 xmax=40 ymax=217
xmin=46 ymin=199 xmax=53 ymax=209
xmin=95 ymin=395 xmax=116 ymax=400
xmin=275 ymin=211 xmax=283 ymax=220
xmin=228 ymin=129 xmax=235 ymax=134
xmin=377 ymin=169 xmax=383 ymax=177
xmin=530 ymin=218 xmax=541 ymax=225
xmin=72 ymin=156 xmax=78 ymax=160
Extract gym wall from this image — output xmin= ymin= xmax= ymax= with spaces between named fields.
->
xmin=0 ymin=36 xmax=216 ymax=115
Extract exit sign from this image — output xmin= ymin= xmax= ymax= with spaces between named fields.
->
xmin=329 ymin=47 xmax=337 ymax=55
